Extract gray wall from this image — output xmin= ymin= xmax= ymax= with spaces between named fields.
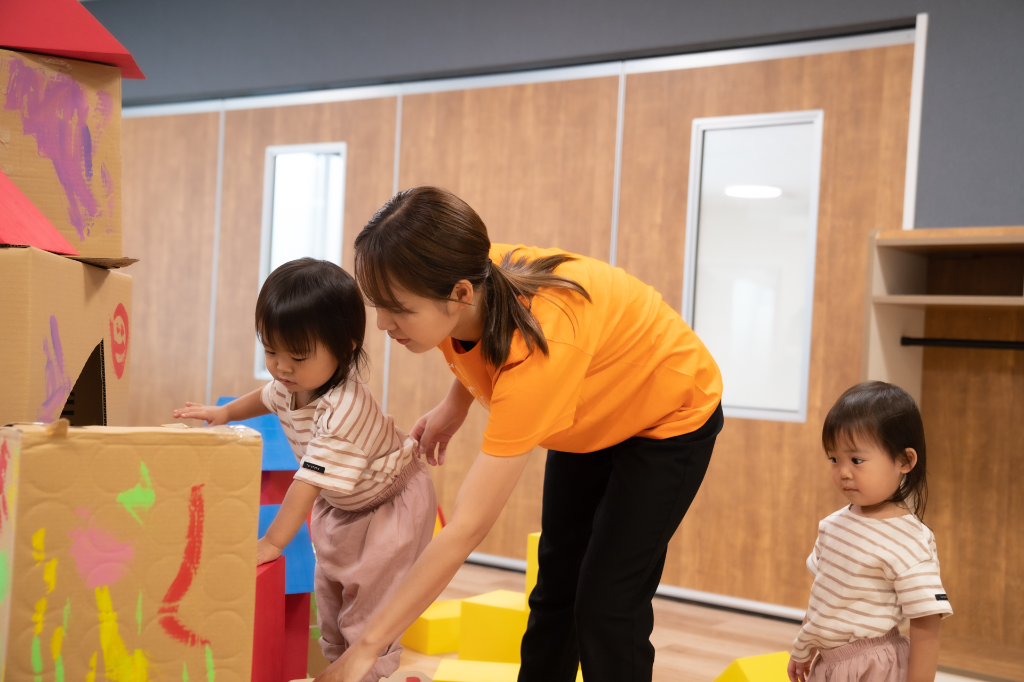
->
xmin=89 ymin=0 xmax=1024 ymax=228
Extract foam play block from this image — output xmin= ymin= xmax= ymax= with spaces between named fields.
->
xmin=253 ymin=558 xmax=286 ymax=682
xmin=259 ymin=504 xmax=316 ymax=594
xmin=435 ymin=660 xmax=520 ymax=682
xmin=458 ymin=590 xmax=528 ymax=664
xmin=713 ymin=651 xmax=791 ymax=682
xmin=284 ymin=592 xmax=312 ymax=680
xmin=401 ymin=599 xmax=461 ymax=655
xmin=525 ymin=532 xmax=540 ymax=609
xmin=0 ymin=423 xmax=262 ymax=680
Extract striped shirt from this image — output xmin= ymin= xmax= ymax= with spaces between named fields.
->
xmin=791 ymin=506 xmax=953 ymax=662
xmin=261 ymin=378 xmax=417 ymax=512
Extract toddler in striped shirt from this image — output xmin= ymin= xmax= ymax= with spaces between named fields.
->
xmin=788 ymin=382 xmax=952 ymax=682
xmin=174 ymin=258 xmax=436 ymax=681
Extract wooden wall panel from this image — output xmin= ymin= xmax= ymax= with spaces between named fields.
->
xmin=389 ymin=78 xmax=620 ymax=558
xmin=121 ymin=113 xmax=221 ymax=426
xmin=210 ymin=98 xmax=398 ymax=405
xmin=616 ymin=46 xmax=914 ymax=606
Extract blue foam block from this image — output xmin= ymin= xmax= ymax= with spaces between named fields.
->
xmin=259 ymin=504 xmax=316 ymax=594
xmin=216 ymin=396 xmax=297 ymax=471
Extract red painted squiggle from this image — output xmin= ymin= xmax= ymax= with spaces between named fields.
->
xmin=0 ymin=440 xmax=10 ymax=533
xmin=158 ymin=484 xmax=210 ymax=646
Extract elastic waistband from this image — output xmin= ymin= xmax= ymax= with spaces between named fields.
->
xmin=343 ymin=456 xmax=423 ymax=514
xmin=820 ymin=628 xmax=905 ymax=663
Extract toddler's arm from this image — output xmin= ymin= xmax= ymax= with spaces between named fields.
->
xmin=173 ymin=387 xmax=269 ymax=425
xmin=257 ymin=479 xmax=320 ymax=565
xmin=907 ymin=614 xmax=941 ymax=682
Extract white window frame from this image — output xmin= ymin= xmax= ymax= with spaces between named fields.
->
xmin=255 ymin=142 xmax=348 ymax=380
xmin=682 ymin=110 xmax=824 ymax=423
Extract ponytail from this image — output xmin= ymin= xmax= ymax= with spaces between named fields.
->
xmin=354 ymin=186 xmax=590 ymax=368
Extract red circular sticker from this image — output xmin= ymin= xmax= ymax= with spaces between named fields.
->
xmin=109 ymin=302 xmax=129 ymax=378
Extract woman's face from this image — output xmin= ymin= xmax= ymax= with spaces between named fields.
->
xmin=375 ymin=282 xmax=479 ymax=353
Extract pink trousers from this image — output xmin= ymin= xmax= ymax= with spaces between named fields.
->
xmin=310 ymin=459 xmax=437 ymax=682
xmin=809 ymin=628 xmax=910 ymax=682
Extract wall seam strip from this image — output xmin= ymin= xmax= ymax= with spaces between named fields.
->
xmin=204 ymin=107 xmax=227 ymax=404
xmin=609 ymin=63 xmax=626 ymax=267
xmin=381 ymin=93 xmax=402 ymax=414
xmin=903 ymin=13 xmax=928 ymax=230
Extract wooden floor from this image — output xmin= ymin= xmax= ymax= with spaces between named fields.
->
xmin=305 ymin=563 xmax=991 ymax=682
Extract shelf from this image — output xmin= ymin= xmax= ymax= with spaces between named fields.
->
xmin=873 ymin=294 xmax=1024 ymax=307
xmin=875 ymin=226 xmax=1024 ymax=254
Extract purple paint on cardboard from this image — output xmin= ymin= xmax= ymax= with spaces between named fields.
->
xmin=36 ymin=315 xmax=72 ymax=422
xmin=68 ymin=524 xmax=134 ymax=588
xmin=96 ymin=91 xmax=114 ymax=126
xmin=102 ymin=163 xmax=114 ymax=229
xmin=4 ymin=58 xmax=105 ymax=240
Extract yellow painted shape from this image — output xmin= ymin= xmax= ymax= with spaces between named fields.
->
xmin=433 ymin=513 xmax=443 ymax=538
xmin=525 ymin=532 xmax=540 ymax=610
xmin=43 ymin=558 xmax=57 ymax=594
xmin=32 ymin=528 xmax=46 ymax=563
xmin=712 ymin=651 xmax=791 ymax=682
xmin=458 ymin=590 xmax=528 ymax=664
xmin=434 ymin=660 xmax=520 ymax=682
xmin=95 ymin=586 xmax=150 ymax=682
xmin=86 ymin=652 xmax=97 ymax=682
xmin=33 ymin=597 xmax=47 ymax=635
xmin=50 ymin=625 xmax=63 ymax=660
xmin=401 ymin=599 xmax=461 ymax=655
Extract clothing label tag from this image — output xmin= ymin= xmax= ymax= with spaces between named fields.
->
xmin=302 ymin=461 xmax=326 ymax=474
xmin=935 ymin=594 xmax=949 ymax=601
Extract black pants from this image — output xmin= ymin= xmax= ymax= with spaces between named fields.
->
xmin=518 ymin=404 xmax=723 ymax=682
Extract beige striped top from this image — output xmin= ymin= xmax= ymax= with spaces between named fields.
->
xmin=261 ymin=377 xmax=417 ymax=512
xmin=791 ymin=506 xmax=953 ymax=662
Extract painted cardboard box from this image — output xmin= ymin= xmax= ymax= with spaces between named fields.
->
xmin=0 ymin=423 xmax=262 ymax=681
xmin=0 ymin=246 xmax=131 ymax=426
xmin=0 ymin=48 xmax=122 ymax=259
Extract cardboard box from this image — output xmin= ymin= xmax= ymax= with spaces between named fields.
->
xmin=0 ymin=423 xmax=262 ymax=682
xmin=0 ymin=49 xmax=122 ymax=259
xmin=0 ymin=246 xmax=131 ymax=426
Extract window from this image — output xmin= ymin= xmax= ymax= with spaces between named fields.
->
xmin=255 ymin=143 xmax=347 ymax=379
xmin=683 ymin=111 xmax=823 ymax=422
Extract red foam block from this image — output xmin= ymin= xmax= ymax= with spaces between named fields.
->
xmin=0 ymin=170 xmax=78 ymax=255
xmin=253 ymin=557 xmax=286 ymax=682
xmin=284 ymin=592 xmax=311 ymax=681
xmin=0 ymin=0 xmax=145 ymax=78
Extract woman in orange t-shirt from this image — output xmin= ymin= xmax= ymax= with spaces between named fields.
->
xmin=324 ymin=186 xmax=723 ymax=682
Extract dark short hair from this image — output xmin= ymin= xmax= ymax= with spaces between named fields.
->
xmin=822 ymin=381 xmax=928 ymax=520
xmin=255 ymin=258 xmax=367 ymax=396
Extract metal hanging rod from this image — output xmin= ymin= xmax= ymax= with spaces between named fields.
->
xmin=901 ymin=336 xmax=1024 ymax=351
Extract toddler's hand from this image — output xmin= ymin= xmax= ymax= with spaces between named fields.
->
xmin=788 ymin=654 xmax=814 ymax=682
xmin=256 ymin=536 xmax=283 ymax=566
xmin=173 ymin=402 xmax=229 ymax=426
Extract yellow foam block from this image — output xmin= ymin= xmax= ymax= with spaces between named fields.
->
xmin=525 ymin=532 xmax=540 ymax=609
xmin=434 ymin=660 xmax=519 ymax=682
xmin=402 ymin=599 xmax=462 ymax=655
xmin=458 ymin=590 xmax=529 ymax=664
xmin=713 ymin=651 xmax=791 ymax=682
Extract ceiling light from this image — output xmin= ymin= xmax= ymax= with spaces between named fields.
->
xmin=724 ymin=185 xmax=782 ymax=199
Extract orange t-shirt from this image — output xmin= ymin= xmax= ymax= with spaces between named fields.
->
xmin=439 ymin=244 xmax=723 ymax=456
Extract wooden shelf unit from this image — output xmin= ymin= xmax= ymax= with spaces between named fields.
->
xmin=862 ymin=226 xmax=1024 ymax=402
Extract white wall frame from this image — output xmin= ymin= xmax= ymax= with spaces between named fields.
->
xmin=255 ymin=142 xmax=348 ymax=380
xmin=682 ymin=110 xmax=824 ymax=423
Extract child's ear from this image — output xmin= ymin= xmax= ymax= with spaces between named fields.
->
xmin=900 ymin=448 xmax=918 ymax=473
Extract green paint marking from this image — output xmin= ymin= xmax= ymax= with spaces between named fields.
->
xmin=136 ymin=591 xmax=142 ymax=636
xmin=205 ymin=644 xmax=215 ymax=682
xmin=31 ymin=636 xmax=42 ymax=680
xmin=117 ymin=462 xmax=155 ymax=524
xmin=0 ymin=550 xmax=8 ymax=604
xmin=182 ymin=662 xmax=189 ymax=682
xmin=62 ymin=598 xmax=69 ymax=632
xmin=54 ymin=656 xmax=64 ymax=682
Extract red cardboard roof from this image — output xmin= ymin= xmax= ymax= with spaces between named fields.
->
xmin=0 ymin=171 xmax=80 ymax=256
xmin=0 ymin=0 xmax=145 ymax=79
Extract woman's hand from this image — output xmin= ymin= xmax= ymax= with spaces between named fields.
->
xmin=173 ymin=402 xmax=230 ymax=426
xmin=788 ymin=653 xmax=815 ymax=682
xmin=411 ymin=380 xmax=473 ymax=466
xmin=256 ymin=537 xmax=283 ymax=565
xmin=313 ymin=640 xmax=380 ymax=682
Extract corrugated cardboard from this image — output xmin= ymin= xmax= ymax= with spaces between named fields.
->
xmin=0 ymin=49 xmax=122 ymax=259
xmin=0 ymin=246 xmax=132 ymax=426
xmin=0 ymin=423 xmax=262 ymax=682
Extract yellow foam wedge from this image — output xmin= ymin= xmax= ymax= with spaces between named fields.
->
xmin=458 ymin=590 xmax=529 ymax=664
xmin=713 ymin=651 xmax=791 ymax=682
xmin=525 ymin=532 xmax=540 ymax=609
xmin=434 ymin=660 xmax=519 ymax=682
xmin=402 ymin=599 xmax=462 ymax=655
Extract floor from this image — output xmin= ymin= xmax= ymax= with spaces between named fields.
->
xmin=308 ymin=562 xmax=990 ymax=682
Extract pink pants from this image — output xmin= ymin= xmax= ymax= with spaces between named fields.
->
xmin=809 ymin=628 xmax=910 ymax=682
xmin=310 ymin=459 xmax=437 ymax=682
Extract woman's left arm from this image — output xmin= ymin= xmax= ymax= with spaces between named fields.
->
xmin=907 ymin=614 xmax=942 ymax=682
xmin=315 ymin=449 xmax=533 ymax=682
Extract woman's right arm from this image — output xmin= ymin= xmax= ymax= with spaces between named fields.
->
xmin=410 ymin=378 xmax=474 ymax=465
xmin=173 ymin=387 xmax=269 ymax=425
